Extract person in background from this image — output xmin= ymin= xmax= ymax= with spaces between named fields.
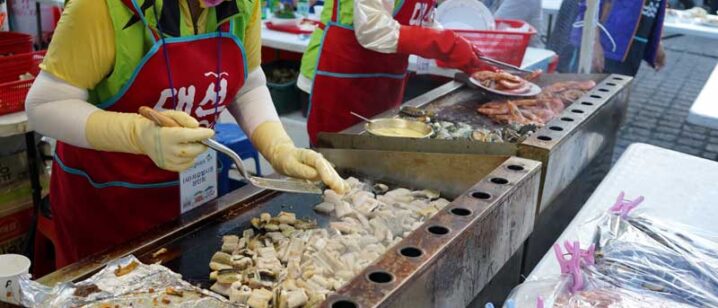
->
xmin=483 ymin=0 xmax=544 ymax=47
xmin=549 ymin=0 xmax=667 ymax=76
xmin=297 ymin=0 xmax=497 ymax=144
xmin=673 ymin=0 xmax=695 ymax=9
xmin=25 ymin=0 xmax=347 ymax=267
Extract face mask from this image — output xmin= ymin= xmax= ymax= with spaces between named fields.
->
xmin=199 ymin=0 xmax=226 ymax=7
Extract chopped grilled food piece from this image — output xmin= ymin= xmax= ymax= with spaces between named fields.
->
xmin=276 ymin=212 xmax=297 ymax=225
xmin=247 ymin=288 xmax=273 ymax=308
xmin=152 ymin=248 xmax=168 ymax=258
xmin=166 ymin=287 xmax=184 ymax=297
xmin=222 ymin=235 xmax=240 ymax=253
xmin=114 ymin=261 xmax=139 ymax=277
xmin=208 ymin=177 xmax=453 ymax=307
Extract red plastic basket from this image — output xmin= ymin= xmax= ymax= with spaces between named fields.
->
xmin=0 ymin=32 xmax=34 ymax=56
xmin=442 ymin=19 xmax=536 ymax=68
xmin=266 ymin=19 xmax=321 ymax=34
xmin=0 ymin=51 xmax=45 ymax=116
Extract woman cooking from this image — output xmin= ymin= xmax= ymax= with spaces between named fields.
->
xmin=25 ymin=0 xmax=347 ymax=267
xmin=297 ymin=0 xmax=498 ymax=144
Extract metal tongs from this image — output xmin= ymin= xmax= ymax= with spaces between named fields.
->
xmin=139 ymin=107 xmax=323 ymax=194
xmin=479 ymin=55 xmax=534 ymax=75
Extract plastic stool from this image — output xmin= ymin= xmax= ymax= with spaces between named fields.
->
xmin=215 ymin=123 xmax=261 ymax=196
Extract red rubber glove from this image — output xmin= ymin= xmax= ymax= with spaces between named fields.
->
xmin=397 ymin=25 xmax=497 ymax=74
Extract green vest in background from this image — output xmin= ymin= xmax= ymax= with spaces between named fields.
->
xmin=299 ymin=0 xmax=403 ymax=83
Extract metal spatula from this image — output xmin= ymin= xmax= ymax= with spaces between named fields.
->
xmin=139 ymin=107 xmax=323 ymax=194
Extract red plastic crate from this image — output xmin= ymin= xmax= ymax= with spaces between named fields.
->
xmin=441 ymin=19 xmax=536 ymax=68
xmin=0 ymin=32 xmax=34 ymax=56
xmin=0 ymin=51 xmax=45 ymax=116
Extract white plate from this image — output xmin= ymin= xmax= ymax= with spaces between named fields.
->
xmin=469 ymin=77 xmax=542 ymax=97
xmin=436 ymin=0 xmax=495 ymax=30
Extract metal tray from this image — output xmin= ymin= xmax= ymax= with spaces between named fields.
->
xmin=317 ymin=73 xmax=633 ymax=286
xmin=39 ymin=150 xmax=542 ymax=308
xmin=318 ymin=73 xmax=632 ymax=217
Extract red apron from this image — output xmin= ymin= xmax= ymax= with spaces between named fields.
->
xmin=50 ymin=1 xmax=246 ymax=267
xmin=306 ymin=0 xmax=436 ymax=144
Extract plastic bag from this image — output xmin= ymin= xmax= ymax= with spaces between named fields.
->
xmin=505 ymin=193 xmax=718 ymax=307
xmin=589 ymin=212 xmax=718 ymax=307
xmin=504 ymin=271 xmax=693 ymax=307
xmin=554 ymin=286 xmax=695 ymax=308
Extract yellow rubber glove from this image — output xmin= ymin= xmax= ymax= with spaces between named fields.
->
xmin=251 ymin=121 xmax=349 ymax=194
xmin=85 ymin=110 xmax=214 ymax=172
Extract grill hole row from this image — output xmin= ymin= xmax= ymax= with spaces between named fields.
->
xmin=535 ymin=78 xmax=621 ymax=143
xmin=536 ymin=86 xmax=606 ymax=141
xmin=332 ymin=157 xmax=532 ymax=307
xmin=331 ymin=300 xmax=358 ymax=308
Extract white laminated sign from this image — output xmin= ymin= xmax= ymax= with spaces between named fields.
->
xmin=179 ymin=149 xmax=217 ymax=214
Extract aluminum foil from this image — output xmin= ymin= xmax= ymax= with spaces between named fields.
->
xmin=20 ymin=255 xmax=240 ymax=308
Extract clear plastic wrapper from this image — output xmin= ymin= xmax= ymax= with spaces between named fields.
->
xmin=505 ymin=193 xmax=718 ymax=307
xmin=589 ymin=213 xmax=718 ymax=307
xmin=19 ymin=255 xmax=232 ymax=308
xmin=553 ymin=285 xmax=696 ymax=308
xmin=626 ymin=215 xmax=718 ymax=272
xmin=504 ymin=272 xmax=694 ymax=308
xmin=502 ymin=276 xmax=568 ymax=307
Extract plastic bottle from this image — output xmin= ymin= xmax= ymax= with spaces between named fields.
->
xmin=266 ymin=0 xmax=276 ymax=18
xmin=261 ymin=0 xmax=267 ymax=19
xmin=297 ymin=0 xmax=309 ymax=19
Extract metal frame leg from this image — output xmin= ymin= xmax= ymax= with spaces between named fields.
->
xmin=546 ymin=14 xmax=554 ymax=43
xmin=25 ymin=132 xmax=41 ymax=210
xmin=35 ymin=1 xmax=43 ymax=49
xmin=23 ymin=132 xmax=42 ymax=261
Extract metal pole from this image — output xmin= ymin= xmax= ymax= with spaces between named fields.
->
xmin=23 ymin=132 xmax=42 ymax=260
xmin=35 ymin=1 xmax=43 ymax=48
xmin=578 ymin=0 xmax=600 ymax=74
xmin=25 ymin=133 xmax=42 ymax=213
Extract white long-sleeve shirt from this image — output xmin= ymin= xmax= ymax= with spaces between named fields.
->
xmin=26 ymin=69 xmax=279 ymax=149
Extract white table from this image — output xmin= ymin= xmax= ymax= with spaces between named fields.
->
xmin=664 ymin=19 xmax=718 ymax=40
xmin=687 ymin=63 xmax=718 ymax=129
xmin=536 ymin=3 xmax=718 ymax=41
xmin=528 ymin=143 xmax=718 ymax=280
xmin=261 ymin=23 xmax=557 ymax=72
xmin=542 ymin=0 xmax=563 ymax=14
xmin=0 ymin=112 xmax=30 ymax=138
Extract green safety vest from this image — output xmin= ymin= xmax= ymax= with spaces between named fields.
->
xmin=299 ymin=0 xmax=402 ymax=83
xmin=89 ymin=0 xmax=252 ymax=104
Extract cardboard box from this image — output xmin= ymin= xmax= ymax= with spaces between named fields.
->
xmin=0 ymin=151 xmax=48 ymax=254
xmin=0 ymin=199 xmax=32 ymax=254
xmin=0 ymin=151 xmax=49 ymax=208
xmin=0 ymin=151 xmax=30 ymax=186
